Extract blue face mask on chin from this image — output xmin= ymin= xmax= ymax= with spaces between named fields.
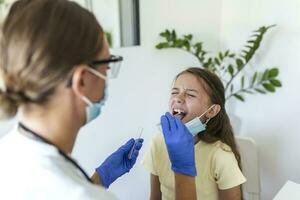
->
xmin=157 ymin=105 xmax=216 ymax=136
xmin=184 ymin=104 xmax=215 ymax=137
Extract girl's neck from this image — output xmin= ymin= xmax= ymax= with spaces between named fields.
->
xmin=194 ymin=135 xmax=201 ymax=145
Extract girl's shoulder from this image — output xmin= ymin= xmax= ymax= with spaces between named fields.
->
xmin=152 ymin=132 xmax=165 ymax=144
xmin=149 ymin=133 xmax=167 ymax=152
xmin=207 ymin=141 xmax=238 ymax=165
xmin=211 ymin=140 xmax=232 ymax=152
xmin=198 ymin=140 xmax=232 ymax=153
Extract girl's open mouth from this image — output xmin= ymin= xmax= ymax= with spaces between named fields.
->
xmin=172 ymin=108 xmax=187 ymax=120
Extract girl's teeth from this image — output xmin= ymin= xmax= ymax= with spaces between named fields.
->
xmin=174 ymin=109 xmax=184 ymax=114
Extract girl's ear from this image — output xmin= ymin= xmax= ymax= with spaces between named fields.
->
xmin=207 ymin=104 xmax=221 ymax=118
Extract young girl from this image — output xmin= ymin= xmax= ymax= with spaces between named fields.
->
xmin=142 ymin=67 xmax=246 ymax=200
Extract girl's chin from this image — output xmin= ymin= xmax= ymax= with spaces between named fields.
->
xmin=182 ymin=116 xmax=196 ymax=123
xmin=181 ymin=117 xmax=190 ymax=123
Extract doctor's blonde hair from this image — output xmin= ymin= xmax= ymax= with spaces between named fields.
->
xmin=0 ymin=0 xmax=104 ymax=119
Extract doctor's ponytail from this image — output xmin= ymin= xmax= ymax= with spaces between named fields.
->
xmin=0 ymin=0 xmax=104 ymax=119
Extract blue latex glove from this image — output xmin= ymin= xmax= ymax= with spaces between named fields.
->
xmin=96 ymin=138 xmax=143 ymax=188
xmin=161 ymin=112 xmax=196 ymax=176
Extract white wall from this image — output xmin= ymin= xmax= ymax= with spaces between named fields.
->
xmin=220 ymin=0 xmax=300 ymax=199
xmin=92 ymin=0 xmax=121 ymax=48
xmin=72 ymin=0 xmax=121 ymax=47
xmin=140 ymin=0 xmax=223 ymax=51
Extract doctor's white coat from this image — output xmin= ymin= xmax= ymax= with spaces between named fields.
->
xmin=0 ymin=128 xmax=117 ymax=200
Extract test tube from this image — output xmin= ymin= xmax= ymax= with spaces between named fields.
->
xmin=128 ymin=127 xmax=143 ymax=159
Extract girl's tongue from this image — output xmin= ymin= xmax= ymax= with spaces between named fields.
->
xmin=172 ymin=109 xmax=187 ymax=120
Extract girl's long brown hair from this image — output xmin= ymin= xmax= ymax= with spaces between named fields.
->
xmin=176 ymin=67 xmax=242 ymax=170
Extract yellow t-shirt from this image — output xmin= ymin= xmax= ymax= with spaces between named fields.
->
xmin=141 ymin=134 xmax=246 ymax=200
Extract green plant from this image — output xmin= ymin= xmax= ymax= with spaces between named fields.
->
xmin=105 ymin=31 xmax=112 ymax=47
xmin=156 ymin=25 xmax=282 ymax=102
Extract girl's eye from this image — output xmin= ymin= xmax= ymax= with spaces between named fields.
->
xmin=171 ymin=92 xmax=178 ymax=95
xmin=187 ymin=93 xmax=196 ymax=97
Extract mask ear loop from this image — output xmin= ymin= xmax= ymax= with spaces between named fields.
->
xmin=80 ymin=96 xmax=93 ymax=106
xmin=87 ymin=67 xmax=107 ymax=80
xmin=78 ymin=67 xmax=107 ymax=107
xmin=198 ymin=104 xmax=216 ymax=127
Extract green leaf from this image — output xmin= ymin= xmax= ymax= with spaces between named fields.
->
xmin=268 ymin=68 xmax=279 ymax=78
xmin=263 ymin=83 xmax=275 ymax=92
xmin=214 ymin=58 xmax=220 ymax=66
xmin=185 ymin=41 xmax=191 ymax=51
xmin=247 ymin=40 xmax=256 ymax=44
xmin=242 ymin=50 xmax=249 ymax=55
xmin=262 ymin=69 xmax=269 ymax=81
xmin=194 ymin=42 xmax=203 ymax=50
xmin=194 ymin=42 xmax=203 ymax=55
xmin=236 ymin=58 xmax=244 ymax=70
xmin=184 ymin=34 xmax=193 ymax=41
xmin=270 ymin=79 xmax=282 ymax=87
xmin=241 ymin=76 xmax=245 ymax=88
xmin=255 ymin=88 xmax=266 ymax=94
xmin=159 ymin=31 xmax=168 ymax=37
xmin=253 ymin=41 xmax=260 ymax=49
xmin=155 ymin=42 xmax=169 ymax=49
xmin=225 ymin=50 xmax=229 ymax=56
xmin=207 ymin=58 xmax=212 ymax=65
xmin=165 ymin=30 xmax=171 ymax=41
xmin=250 ymin=33 xmax=260 ymax=38
xmin=218 ymin=52 xmax=223 ymax=61
xmin=233 ymin=94 xmax=245 ymax=101
xmin=228 ymin=64 xmax=234 ymax=76
xmin=229 ymin=53 xmax=235 ymax=58
xmin=252 ymin=72 xmax=257 ymax=85
xmin=174 ymin=40 xmax=183 ymax=48
xmin=171 ymin=30 xmax=177 ymax=41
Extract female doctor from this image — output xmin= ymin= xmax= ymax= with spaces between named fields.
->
xmin=0 ymin=0 xmax=143 ymax=199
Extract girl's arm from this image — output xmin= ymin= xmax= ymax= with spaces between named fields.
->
xmin=175 ymin=173 xmax=197 ymax=200
xmin=219 ymin=185 xmax=242 ymax=200
xmin=150 ymin=174 xmax=162 ymax=200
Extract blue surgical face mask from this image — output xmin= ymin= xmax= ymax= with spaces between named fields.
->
xmin=80 ymin=68 xmax=108 ymax=124
xmin=184 ymin=104 xmax=215 ymax=137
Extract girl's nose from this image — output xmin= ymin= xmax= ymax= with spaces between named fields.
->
xmin=174 ymin=93 xmax=185 ymax=103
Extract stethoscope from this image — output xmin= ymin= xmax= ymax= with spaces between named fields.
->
xmin=18 ymin=122 xmax=93 ymax=183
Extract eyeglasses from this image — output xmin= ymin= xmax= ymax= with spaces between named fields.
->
xmin=88 ymin=55 xmax=123 ymax=79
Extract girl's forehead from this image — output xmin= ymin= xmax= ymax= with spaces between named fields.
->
xmin=174 ymin=73 xmax=204 ymax=89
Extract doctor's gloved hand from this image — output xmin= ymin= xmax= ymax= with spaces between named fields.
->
xmin=161 ymin=112 xmax=196 ymax=177
xmin=96 ymin=138 xmax=143 ymax=188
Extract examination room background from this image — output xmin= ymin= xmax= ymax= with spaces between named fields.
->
xmin=0 ymin=0 xmax=299 ymax=199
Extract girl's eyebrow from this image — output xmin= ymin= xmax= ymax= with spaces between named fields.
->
xmin=172 ymin=87 xmax=199 ymax=93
